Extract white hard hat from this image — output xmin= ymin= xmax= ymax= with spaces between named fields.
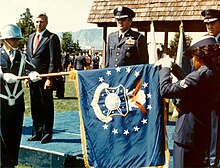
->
xmin=0 ymin=24 xmax=23 ymax=40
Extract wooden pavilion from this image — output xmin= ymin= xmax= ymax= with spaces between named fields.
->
xmin=87 ymin=0 xmax=220 ymax=63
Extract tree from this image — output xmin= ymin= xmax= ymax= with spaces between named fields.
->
xmin=61 ymin=32 xmax=81 ymax=55
xmin=16 ymin=8 xmax=35 ymax=50
xmin=169 ymin=32 xmax=192 ymax=55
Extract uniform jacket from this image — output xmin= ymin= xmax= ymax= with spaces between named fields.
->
xmin=106 ymin=28 xmax=149 ymax=68
xmin=0 ymin=48 xmax=34 ymax=114
xmin=160 ymin=66 xmax=220 ymax=146
xmin=26 ymin=29 xmax=61 ymax=75
xmin=74 ymin=55 xmax=86 ymax=70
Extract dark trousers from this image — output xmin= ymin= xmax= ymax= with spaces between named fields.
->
xmin=29 ymin=80 xmax=54 ymax=139
xmin=0 ymin=106 xmax=24 ymax=167
xmin=173 ymin=142 xmax=207 ymax=168
xmin=209 ymin=110 xmax=220 ymax=167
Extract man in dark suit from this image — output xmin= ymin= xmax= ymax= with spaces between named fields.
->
xmin=105 ymin=6 xmax=149 ymax=68
xmin=26 ymin=13 xmax=61 ymax=143
xmin=156 ymin=36 xmax=220 ymax=167
xmin=74 ymin=52 xmax=86 ymax=70
xmin=201 ymin=9 xmax=220 ymax=167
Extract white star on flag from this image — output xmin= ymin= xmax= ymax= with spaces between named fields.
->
xmin=147 ymin=104 xmax=152 ymax=110
xmin=112 ymin=128 xmax=118 ymax=134
xmin=106 ymin=70 xmax=111 ymax=76
xmin=99 ymin=77 xmax=104 ymax=82
xmin=103 ymin=124 xmax=108 ymax=129
xmin=134 ymin=126 xmax=140 ymax=132
xmin=126 ymin=67 xmax=131 ymax=73
xmin=142 ymin=82 xmax=148 ymax=88
xmin=141 ymin=118 xmax=148 ymax=124
xmin=116 ymin=67 xmax=121 ymax=72
xmin=147 ymin=93 xmax=152 ymax=99
xmin=123 ymin=129 xmax=130 ymax=135
xmin=135 ymin=71 xmax=140 ymax=77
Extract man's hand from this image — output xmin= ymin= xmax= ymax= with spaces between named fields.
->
xmin=44 ymin=79 xmax=53 ymax=89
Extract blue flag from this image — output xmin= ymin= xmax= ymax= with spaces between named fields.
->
xmin=77 ymin=64 xmax=165 ymax=167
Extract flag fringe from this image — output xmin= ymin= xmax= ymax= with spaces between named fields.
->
xmin=74 ymin=71 xmax=91 ymax=168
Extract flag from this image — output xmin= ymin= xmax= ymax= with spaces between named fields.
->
xmin=175 ymin=21 xmax=187 ymax=68
xmin=171 ymin=21 xmax=187 ymax=118
xmin=148 ymin=21 xmax=158 ymax=64
xmin=76 ymin=64 xmax=166 ymax=167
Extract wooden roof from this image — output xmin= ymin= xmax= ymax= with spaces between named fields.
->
xmin=88 ymin=0 xmax=220 ymax=32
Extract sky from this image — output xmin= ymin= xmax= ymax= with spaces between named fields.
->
xmin=0 ymin=0 xmax=97 ymax=33
xmin=0 ymin=0 xmax=204 ymax=44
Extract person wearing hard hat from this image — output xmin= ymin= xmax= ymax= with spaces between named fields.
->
xmin=0 ymin=24 xmax=40 ymax=167
xmin=201 ymin=9 xmax=220 ymax=168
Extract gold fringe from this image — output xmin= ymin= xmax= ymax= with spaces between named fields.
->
xmin=73 ymin=70 xmax=91 ymax=168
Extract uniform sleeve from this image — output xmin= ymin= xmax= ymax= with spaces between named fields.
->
xmin=159 ymin=67 xmax=201 ymax=99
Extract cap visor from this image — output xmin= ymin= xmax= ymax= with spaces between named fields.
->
xmin=115 ymin=15 xmax=129 ymax=19
xmin=204 ymin=18 xmax=218 ymax=23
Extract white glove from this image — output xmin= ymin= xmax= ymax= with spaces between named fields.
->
xmin=154 ymin=55 xmax=174 ymax=68
xmin=3 ymin=73 xmax=18 ymax=83
xmin=29 ymin=71 xmax=42 ymax=82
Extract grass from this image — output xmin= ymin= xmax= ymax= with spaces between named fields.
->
xmin=17 ymin=76 xmax=79 ymax=168
xmin=23 ymin=76 xmax=79 ymax=116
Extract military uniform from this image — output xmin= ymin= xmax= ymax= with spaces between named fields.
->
xmin=201 ymin=9 xmax=220 ymax=167
xmin=159 ymin=37 xmax=220 ymax=168
xmin=106 ymin=29 xmax=149 ymax=67
xmin=105 ymin=6 xmax=149 ymax=68
xmin=0 ymin=48 xmax=35 ymax=167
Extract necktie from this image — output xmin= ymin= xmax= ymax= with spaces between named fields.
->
xmin=9 ymin=50 xmax=14 ymax=62
xmin=33 ymin=34 xmax=40 ymax=53
xmin=119 ymin=34 xmax=123 ymax=42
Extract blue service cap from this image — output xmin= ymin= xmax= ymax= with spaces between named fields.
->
xmin=114 ymin=6 xmax=135 ymax=19
xmin=185 ymin=36 xmax=220 ymax=69
xmin=201 ymin=9 xmax=220 ymax=23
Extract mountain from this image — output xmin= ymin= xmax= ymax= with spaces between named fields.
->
xmin=58 ymin=28 xmax=103 ymax=50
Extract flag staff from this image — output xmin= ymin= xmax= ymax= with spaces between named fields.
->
xmin=16 ymin=71 xmax=77 ymax=80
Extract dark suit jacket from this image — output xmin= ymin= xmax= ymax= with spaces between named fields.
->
xmin=74 ymin=55 xmax=86 ymax=70
xmin=160 ymin=66 xmax=220 ymax=146
xmin=26 ymin=29 xmax=61 ymax=74
xmin=106 ymin=28 xmax=149 ymax=68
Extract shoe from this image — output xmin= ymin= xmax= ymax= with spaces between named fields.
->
xmin=40 ymin=134 xmax=52 ymax=144
xmin=27 ymin=135 xmax=41 ymax=141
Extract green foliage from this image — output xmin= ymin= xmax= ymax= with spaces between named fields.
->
xmin=16 ymin=8 xmax=35 ymax=50
xmin=61 ymin=32 xmax=81 ymax=55
xmin=23 ymin=76 xmax=79 ymax=116
xmin=170 ymin=32 xmax=193 ymax=53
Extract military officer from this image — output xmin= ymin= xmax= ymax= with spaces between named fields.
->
xmin=201 ymin=9 xmax=220 ymax=167
xmin=155 ymin=36 xmax=220 ymax=168
xmin=105 ymin=6 xmax=149 ymax=68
